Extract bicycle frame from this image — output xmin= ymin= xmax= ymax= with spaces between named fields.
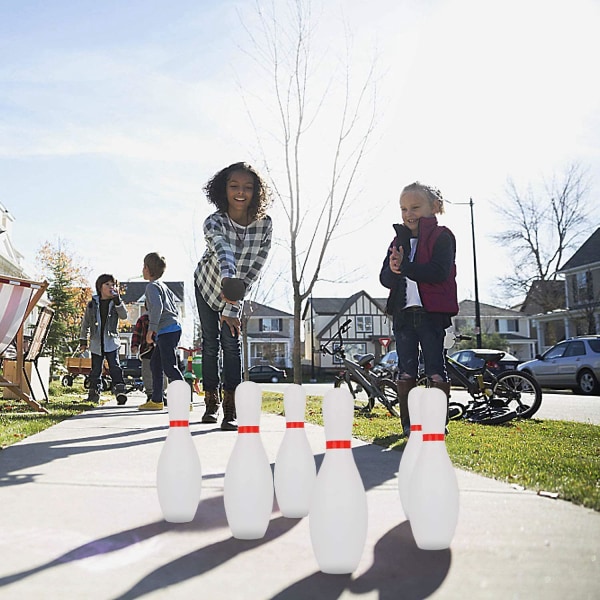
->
xmin=321 ymin=319 xmax=399 ymax=416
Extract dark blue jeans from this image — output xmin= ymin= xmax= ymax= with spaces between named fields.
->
xmin=150 ymin=329 xmax=183 ymax=402
xmin=89 ymin=350 xmax=125 ymax=394
xmin=393 ymin=308 xmax=449 ymax=380
xmin=195 ymin=286 xmax=241 ymax=392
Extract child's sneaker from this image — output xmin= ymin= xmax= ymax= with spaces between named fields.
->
xmin=138 ymin=400 xmax=164 ymax=411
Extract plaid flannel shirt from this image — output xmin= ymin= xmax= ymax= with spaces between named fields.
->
xmin=194 ymin=211 xmax=272 ymax=319
xmin=131 ymin=313 xmax=151 ymax=355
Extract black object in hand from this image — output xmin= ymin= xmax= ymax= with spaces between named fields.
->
xmin=222 ymin=278 xmax=246 ymax=302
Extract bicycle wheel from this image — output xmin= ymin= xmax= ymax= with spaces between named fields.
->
xmin=467 ymin=403 xmax=517 ymax=425
xmin=492 ymin=370 xmax=542 ymax=419
xmin=377 ymin=379 xmax=400 ymax=417
xmin=334 ymin=375 xmax=373 ymax=414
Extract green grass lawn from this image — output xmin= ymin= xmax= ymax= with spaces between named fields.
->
xmin=2 ymin=385 xmax=599 ymax=512
xmin=0 ymin=381 xmax=95 ymax=448
xmin=261 ymin=392 xmax=600 ymax=512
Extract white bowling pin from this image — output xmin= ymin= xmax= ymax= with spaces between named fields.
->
xmin=397 ymin=386 xmax=424 ymax=519
xmin=224 ymin=381 xmax=274 ymax=539
xmin=156 ymin=380 xmax=202 ymax=523
xmin=407 ymin=387 xmax=459 ymax=550
xmin=274 ymin=384 xmax=317 ymax=518
xmin=309 ymin=387 xmax=368 ymax=574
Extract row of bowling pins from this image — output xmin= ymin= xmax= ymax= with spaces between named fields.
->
xmin=156 ymin=380 xmax=365 ymax=574
xmin=397 ymin=386 xmax=460 ymax=550
xmin=156 ymin=380 xmax=459 ymax=572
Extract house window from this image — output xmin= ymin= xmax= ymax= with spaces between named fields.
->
xmin=572 ymin=271 xmax=593 ymax=304
xmin=355 ymin=316 xmax=373 ymax=333
xmin=250 ymin=342 xmax=287 ymax=365
xmin=333 ymin=342 xmax=366 ymax=364
xmin=507 ymin=319 xmax=519 ymax=332
xmin=260 ymin=318 xmax=282 ymax=332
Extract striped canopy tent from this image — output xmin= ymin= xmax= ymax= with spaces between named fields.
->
xmin=0 ymin=276 xmax=49 ymax=412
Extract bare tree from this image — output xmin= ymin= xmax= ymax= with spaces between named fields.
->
xmin=240 ymin=0 xmax=378 ymax=382
xmin=494 ymin=163 xmax=591 ymax=311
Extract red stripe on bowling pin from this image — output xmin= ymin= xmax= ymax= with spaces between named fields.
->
xmin=169 ymin=420 xmax=189 ymax=427
xmin=286 ymin=422 xmax=304 ymax=428
xmin=422 ymin=433 xmax=445 ymax=441
xmin=410 ymin=425 xmax=422 ymax=432
xmin=239 ymin=425 xmax=260 ymax=433
xmin=326 ymin=440 xmax=351 ymax=449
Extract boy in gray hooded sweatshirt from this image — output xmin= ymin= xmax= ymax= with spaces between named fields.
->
xmin=138 ymin=252 xmax=183 ymax=411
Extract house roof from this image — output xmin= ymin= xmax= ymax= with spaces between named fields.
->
xmin=303 ymin=294 xmax=388 ymax=320
xmin=121 ymin=281 xmax=185 ymax=303
xmin=315 ymin=290 xmax=387 ymax=339
xmin=519 ymin=280 xmax=565 ymax=315
xmin=243 ymin=301 xmax=293 ymax=318
xmin=559 ymin=227 xmax=600 ymax=272
xmin=457 ymin=299 xmax=525 ymax=319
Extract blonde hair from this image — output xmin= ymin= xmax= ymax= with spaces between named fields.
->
xmin=401 ymin=181 xmax=445 ymax=214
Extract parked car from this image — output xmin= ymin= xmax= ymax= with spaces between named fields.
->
xmin=248 ymin=365 xmax=287 ymax=383
xmin=517 ymin=336 xmax=600 ymax=395
xmin=449 ymin=349 xmax=521 ymax=376
xmin=373 ymin=350 xmax=398 ymax=378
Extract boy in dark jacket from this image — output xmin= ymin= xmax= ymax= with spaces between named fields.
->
xmin=79 ymin=274 xmax=128 ymax=404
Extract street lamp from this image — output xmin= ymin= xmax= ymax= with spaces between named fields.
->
xmin=448 ymin=197 xmax=482 ymax=349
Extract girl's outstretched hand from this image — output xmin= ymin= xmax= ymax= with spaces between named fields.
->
xmin=221 ymin=315 xmax=241 ymax=337
xmin=389 ymin=244 xmax=404 ymax=274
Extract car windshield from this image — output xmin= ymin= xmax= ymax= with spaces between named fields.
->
xmin=544 ymin=343 xmax=567 ymax=359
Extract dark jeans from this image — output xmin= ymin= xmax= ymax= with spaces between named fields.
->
xmin=393 ymin=308 xmax=449 ymax=380
xmin=89 ymin=350 xmax=125 ymax=394
xmin=195 ymin=286 xmax=241 ymax=392
xmin=150 ymin=329 xmax=183 ymax=402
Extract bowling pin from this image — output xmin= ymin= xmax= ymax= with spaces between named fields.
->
xmin=309 ymin=387 xmax=368 ymax=574
xmin=224 ymin=381 xmax=274 ymax=539
xmin=397 ymin=386 xmax=424 ymax=519
xmin=407 ymin=387 xmax=459 ymax=550
xmin=274 ymin=384 xmax=317 ymax=518
xmin=156 ymin=380 xmax=202 ymax=523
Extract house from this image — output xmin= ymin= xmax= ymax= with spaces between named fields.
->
xmin=0 ymin=202 xmax=28 ymax=279
xmin=453 ymin=299 xmax=537 ymax=360
xmin=529 ymin=228 xmax=600 ymax=352
xmin=119 ymin=280 xmax=186 ymax=356
xmin=303 ymin=291 xmax=394 ymax=376
xmin=516 ymin=280 xmax=566 ymax=348
xmin=242 ymin=301 xmax=294 ymax=369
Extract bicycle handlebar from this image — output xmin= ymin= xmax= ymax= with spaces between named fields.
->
xmin=320 ymin=318 xmax=353 ymax=356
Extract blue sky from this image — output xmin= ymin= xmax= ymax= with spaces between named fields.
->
xmin=2 ymin=0 xmax=599 ymax=329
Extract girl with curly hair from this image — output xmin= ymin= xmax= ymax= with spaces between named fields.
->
xmin=194 ymin=162 xmax=273 ymax=430
xmin=380 ymin=182 xmax=458 ymax=437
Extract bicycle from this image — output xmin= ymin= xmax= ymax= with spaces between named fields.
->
xmin=419 ymin=333 xmax=543 ymax=425
xmin=320 ymin=319 xmax=399 ymax=417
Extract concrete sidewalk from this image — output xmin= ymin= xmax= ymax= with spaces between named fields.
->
xmin=0 ymin=390 xmax=598 ymax=600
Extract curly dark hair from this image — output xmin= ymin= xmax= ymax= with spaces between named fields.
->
xmin=203 ymin=162 xmax=272 ymax=221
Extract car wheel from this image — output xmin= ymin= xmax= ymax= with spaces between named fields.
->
xmin=271 ymin=376 xmax=279 ymax=383
xmin=577 ymin=369 xmax=599 ymax=395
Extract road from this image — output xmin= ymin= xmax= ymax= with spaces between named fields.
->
xmin=257 ymin=383 xmax=600 ymax=426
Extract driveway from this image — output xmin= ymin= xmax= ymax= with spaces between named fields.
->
xmin=257 ymin=383 xmax=600 ymax=426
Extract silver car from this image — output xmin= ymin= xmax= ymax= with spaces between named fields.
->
xmin=517 ymin=336 xmax=600 ymax=395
